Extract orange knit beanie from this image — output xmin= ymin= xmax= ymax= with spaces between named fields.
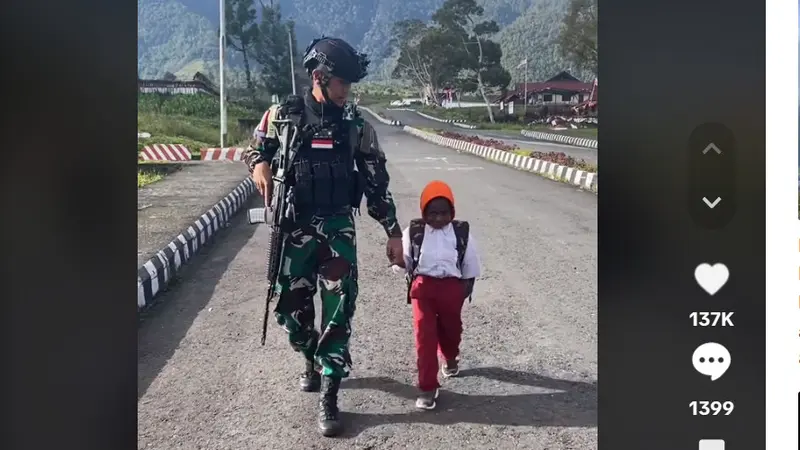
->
xmin=419 ymin=180 xmax=455 ymax=217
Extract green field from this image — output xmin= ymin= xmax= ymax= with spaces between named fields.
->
xmin=137 ymin=93 xmax=265 ymax=158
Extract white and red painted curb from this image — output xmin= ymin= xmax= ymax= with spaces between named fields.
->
xmin=201 ymin=148 xmax=247 ymax=161
xmin=360 ymin=107 xmax=403 ymax=126
xmin=403 ymin=126 xmax=597 ymax=193
xmin=137 ymin=178 xmax=256 ymax=312
xmin=139 ymin=144 xmax=192 ymax=161
xmin=521 ymin=129 xmax=598 ymax=149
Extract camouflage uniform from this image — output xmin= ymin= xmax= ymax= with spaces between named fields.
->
xmin=243 ymin=95 xmax=401 ymax=379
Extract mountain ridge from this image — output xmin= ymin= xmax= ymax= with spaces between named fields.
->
xmin=138 ymin=0 xmax=595 ymax=85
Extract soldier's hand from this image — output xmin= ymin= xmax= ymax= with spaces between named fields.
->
xmin=252 ymin=161 xmax=274 ymax=204
xmin=385 ymin=237 xmax=403 ymax=265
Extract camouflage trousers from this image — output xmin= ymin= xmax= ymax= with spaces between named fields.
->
xmin=273 ymin=214 xmax=358 ymax=379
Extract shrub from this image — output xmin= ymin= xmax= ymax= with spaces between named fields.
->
xmin=437 ymin=130 xmax=519 ymax=152
xmin=525 ymin=151 xmax=597 ymax=173
xmin=434 ymin=130 xmax=597 ymax=172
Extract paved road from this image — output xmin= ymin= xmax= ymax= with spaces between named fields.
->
xmin=385 ymin=108 xmax=598 ymax=165
xmin=138 ymin=119 xmax=598 ymax=449
xmin=138 ymin=162 xmax=250 ymax=267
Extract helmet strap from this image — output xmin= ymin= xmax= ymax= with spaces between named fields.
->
xmin=318 ymin=76 xmax=341 ymax=109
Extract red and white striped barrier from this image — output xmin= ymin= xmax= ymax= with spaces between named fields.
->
xmin=139 ymin=144 xmax=192 ymax=161
xmin=200 ymin=148 xmax=247 ymax=161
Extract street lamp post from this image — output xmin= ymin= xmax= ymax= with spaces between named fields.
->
xmin=219 ymin=0 xmax=227 ymax=147
xmin=288 ymin=26 xmax=296 ymax=95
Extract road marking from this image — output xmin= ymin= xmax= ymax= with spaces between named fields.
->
xmin=415 ymin=166 xmax=484 ymax=171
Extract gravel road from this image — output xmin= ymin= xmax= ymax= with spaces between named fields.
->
xmin=138 ymin=119 xmax=597 ymax=450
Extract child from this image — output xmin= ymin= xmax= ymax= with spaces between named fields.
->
xmin=401 ymin=180 xmax=481 ymax=410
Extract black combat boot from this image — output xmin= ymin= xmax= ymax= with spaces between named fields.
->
xmin=299 ymin=359 xmax=321 ymax=392
xmin=317 ymin=375 xmax=343 ymax=437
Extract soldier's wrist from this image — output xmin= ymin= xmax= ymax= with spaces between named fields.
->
xmin=248 ymin=156 xmax=267 ymax=172
xmin=386 ymin=221 xmax=402 ymax=238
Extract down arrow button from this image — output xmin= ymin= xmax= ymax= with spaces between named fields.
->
xmin=703 ymin=197 xmax=721 ymax=209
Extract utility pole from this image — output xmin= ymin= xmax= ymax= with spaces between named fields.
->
xmin=523 ymin=58 xmax=528 ymax=116
xmin=219 ymin=0 xmax=227 ymax=147
xmin=288 ymin=26 xmax=296 ymax=95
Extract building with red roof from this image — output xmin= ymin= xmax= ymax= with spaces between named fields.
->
xmin=499 ymin=71 xmax=596 ymax=107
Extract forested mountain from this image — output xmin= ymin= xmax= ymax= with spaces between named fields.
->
xmin=138 ymin=0 xmax=220 ymax=79
xmin=138 ymin=0 xmax=595 ymax=84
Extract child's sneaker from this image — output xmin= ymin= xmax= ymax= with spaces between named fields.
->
xmin=415 ymin=388 xmax=439 ymax=410
xmin=441 ymin=359 xmax=459 ymax=378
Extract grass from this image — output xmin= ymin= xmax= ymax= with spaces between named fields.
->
xmin=358 ymin=94 xmax=409 ymax=106
xmin=137 ymin=113 xmax=246 ymax=157
xmin=138 ymin=162 xmax=182 ymax=188
xmin=138 ymin=93 xmax=263 ymax=158
xmin=138 ymin=171 xmax=164 ymax=188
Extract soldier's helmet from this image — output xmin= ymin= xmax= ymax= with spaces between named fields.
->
xmin=302 ymin=37 xmax=369 ymax=83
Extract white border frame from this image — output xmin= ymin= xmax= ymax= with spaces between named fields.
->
xmin=766 ymin=0 xmax=798 ymax=448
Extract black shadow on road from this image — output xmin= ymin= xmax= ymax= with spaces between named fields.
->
xmin=137 ymin=195 xmax=261 ymax=399
xmin=338 ymin=366 xmax=597 ymax=436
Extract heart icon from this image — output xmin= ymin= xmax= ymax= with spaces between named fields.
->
xmin=694 ymin=263 xmax=729 ymax=295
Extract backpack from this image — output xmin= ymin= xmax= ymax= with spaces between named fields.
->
xmin=405 ymin=219 xmax=473 ymax=304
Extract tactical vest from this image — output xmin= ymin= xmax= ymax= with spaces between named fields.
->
xmin=280 ymin=96 xmax=364 ymax=218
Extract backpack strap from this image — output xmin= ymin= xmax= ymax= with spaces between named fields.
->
xmin=451 ymin=220 xmax=470 ymax=271
xmin=405 ymin=219 xmax=426 ymax=304
xmin=451 ymin=220 xmax=474 ymax=302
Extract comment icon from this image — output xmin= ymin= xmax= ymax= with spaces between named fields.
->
xmin=692 ymin=342 xmax=731 ymax=381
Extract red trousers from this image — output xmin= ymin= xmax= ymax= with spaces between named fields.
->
xmin=410 ymin=275 xmax=465 ymax=391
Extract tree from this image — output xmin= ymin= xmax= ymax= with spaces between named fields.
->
xmin=432 ymin=0 xmax=510 ymax=123
xmin=387 ymin=20 xmax=461 ymax=105
xmin=225 ymin=0 xmax=260 ymax=99
xmin=557 ymin=0 xmax=597 ymax=75
xmin=253 ymin=2 xmax=299 ymax=99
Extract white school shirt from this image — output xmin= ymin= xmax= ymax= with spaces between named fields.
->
xmin=401 ymin=222 xmax=481 ymax=279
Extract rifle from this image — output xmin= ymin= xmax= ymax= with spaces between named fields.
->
xmin=247 ymin=115 xmax=304 ymax=346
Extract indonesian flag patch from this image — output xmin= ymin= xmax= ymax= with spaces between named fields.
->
xmin=311 ymin=138 xmax=334 ymax=149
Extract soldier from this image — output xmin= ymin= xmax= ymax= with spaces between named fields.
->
xmin=242 ymin=37 xmax=404 ymax=437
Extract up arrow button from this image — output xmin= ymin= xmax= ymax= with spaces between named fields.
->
xmin=702 ymin=143 xmax=722 ymax=154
